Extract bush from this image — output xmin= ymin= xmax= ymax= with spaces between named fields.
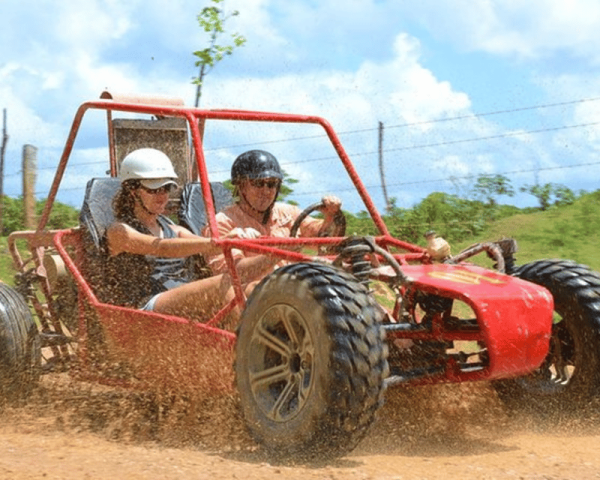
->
xmin=1 ymin=196 xmax=78 ymax=235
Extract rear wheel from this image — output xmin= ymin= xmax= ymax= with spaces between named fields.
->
xmin=493 ymin=260 xmax=600 ymax=411
xmin=0 ymin=282 xmax=41 ymax=403
xmin=235 ymin=262 xmax=388 ymax=461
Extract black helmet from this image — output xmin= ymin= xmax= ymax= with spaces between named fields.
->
xmin=231 ymin=150 xmax=283 ymax=185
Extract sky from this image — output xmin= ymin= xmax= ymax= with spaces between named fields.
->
xmin=2 ymin=0 xmax=600 ymax=215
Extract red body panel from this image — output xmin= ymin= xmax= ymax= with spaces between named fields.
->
xmin=54 ymin=229 xmax=236 ymax=392
xmin=400 ymin=263 xmax=553 ymax=380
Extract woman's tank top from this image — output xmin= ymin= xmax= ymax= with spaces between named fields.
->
xmin=100 ymin=215 xmax=194 ymax=308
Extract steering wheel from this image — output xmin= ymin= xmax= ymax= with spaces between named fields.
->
xmin=289 ymin=202 xmax=346 ymax=239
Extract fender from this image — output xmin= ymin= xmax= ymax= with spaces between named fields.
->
xmin=400 ymin=263 xmax=554 ymax=379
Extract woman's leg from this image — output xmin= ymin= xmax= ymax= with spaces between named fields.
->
xmin=151 ymin=274 xmax=233 ymax=321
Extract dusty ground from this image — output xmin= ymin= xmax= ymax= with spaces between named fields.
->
xmin=2 ymin=375 xmax=600 ymax=480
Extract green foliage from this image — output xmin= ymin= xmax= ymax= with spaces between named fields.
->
xmin=0 ymin=198 xmax=77 ymax=285
xmin=192 ymin=0 xmax=246 ymax=107
xmin=384 ymin=192 xmax=490 ymax=244
xmin=278 ymin=171 xmax=298 ymax=204
xmin=0 ymin=236 xmax=13 ymax=284
xmin=222 ymin=178 xmax=233 ymax=193
xmin=577 ymin=190 xmax=600 ymax=236
xmin=454 ymin=189 xmax=600 ymax=272
xmin=345 ymin=210 xmax=380 ymax=237
xmin=520 ymin=182 xmax=576 ymax=210
xmin=1 ymin=196 xmax=25 ymax=234
xmin=472 ymin=174 xmax=514 ymax=206
xmin=344 ymin=192 xmax=525 ymax=246
xmin=1 ymin=196 xmax=78 ymax=235
xmin=42 ymin=200 xmax=79 ymax=230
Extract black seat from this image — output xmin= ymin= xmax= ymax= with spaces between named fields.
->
xmin=178 ymin=181 xmax=233 ymax=279
xmin=79 ymin=177 xmax=121 ymax=251
xmin=77 ymin=177 xmax=122 ymax=353
xmin=79 ymin=177 xmax=121 ymax=303
xmin=178 ymin=181 xmax=233 ymax=235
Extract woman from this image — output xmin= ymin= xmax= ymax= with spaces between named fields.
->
xmin=105 ymin=148 xmax=255 ymax=321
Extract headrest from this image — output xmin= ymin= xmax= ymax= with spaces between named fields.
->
xmin=79 ymin=177 xmax=121 ymax=249
xmin=178 ymin=182 xmax=232 ymax=235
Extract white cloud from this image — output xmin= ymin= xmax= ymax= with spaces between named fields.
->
xmin=211 ymin=33 xmax=471 ymax=132
xmin=409 ymin=0 xmax=600 ymax=63
xmin=198 ymin=31 xmax=482 ymax=210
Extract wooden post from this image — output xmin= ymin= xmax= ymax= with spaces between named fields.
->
xmin=378 ymin=121 xmax=390 ymax=211
xmin=22 ymin=144 xmax=37 ymax=229
xmin=0 ymin=109 xmax=8 ymax=234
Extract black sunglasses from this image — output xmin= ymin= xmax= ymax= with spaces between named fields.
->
xmin=140 ymin=184 xmax=176 ymax=195
xmin=249 ymin=179 xmax=280 ymax=189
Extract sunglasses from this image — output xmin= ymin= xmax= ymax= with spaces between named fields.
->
xmin=140 ymin=184 xmax=176 ymax=195
xmin=249 ymin=179 xmax=280 ymax=189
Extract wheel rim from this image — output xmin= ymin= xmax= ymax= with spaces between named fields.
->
xmin=515 ymin=313 xmax=577 ymax=395
xmin=247 ymin=303 xmax=316 ymax=422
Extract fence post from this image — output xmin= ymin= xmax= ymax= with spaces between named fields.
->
xmin=23 ymin=144 xmax=37 ymax=229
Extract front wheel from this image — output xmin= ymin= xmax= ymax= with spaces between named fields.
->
xmin=493 ymin=260 xmax=600 ymax=411
xmin=0 ymin=282 xmax=41 ymax=404
xmin=235 ymin=262 xmax=388 ymax=461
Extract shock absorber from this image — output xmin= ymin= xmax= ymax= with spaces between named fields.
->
xmin=333 ymin=237 xmax=413 ymax=285
xmin=336 ymin=238 xmax=373 ymax=285
xmin=333 ymin=236 xmax=412 ymax=287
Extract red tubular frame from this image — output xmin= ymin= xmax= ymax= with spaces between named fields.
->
xmin=10 ymin=96 xmax=553 ymax=391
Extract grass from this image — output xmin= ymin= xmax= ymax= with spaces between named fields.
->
xmin=452 ymin=192 xmax=600 ymax=272
xmin=0 ymin=236 xmax=15 ymax=286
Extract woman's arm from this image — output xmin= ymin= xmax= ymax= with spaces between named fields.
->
xmin=107 ymin=222 xmax=220 ymax=258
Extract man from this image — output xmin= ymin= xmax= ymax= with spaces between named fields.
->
xmin=204 ymin=149 xmax=343 ymax=278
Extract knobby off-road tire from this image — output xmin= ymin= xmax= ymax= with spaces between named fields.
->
xmin=235 ymin=262 xmax=389 ymax=462
xmin=0 ymin=282 xmax=41 ymax=403
xmin=493 ymin=259 xmax=600 ymax=412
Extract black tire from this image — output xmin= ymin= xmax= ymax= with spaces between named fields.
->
xmin=235 ymin=262 xmax=388 ymax=462
xmin=493 ymin=259 xmax=600 ymax=411
xmin=0 ymin=282 xmax=41 ymax=403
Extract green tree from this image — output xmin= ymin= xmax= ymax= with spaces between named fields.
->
xmin=41 ymin=200 xmax=79 ymax=230
xmin=192 ymin=0 xmax=246 ymax=107
xmin=0 ymin=196 xmax=78 ymax=235
xmin=1 ymin=196 xmax=24 ymax=235
xmin=382 ymin=192 xmax=488 ymax=244
xmin=521 ymin=184 xmax=552 ymax=210
xmin=554 ymin=184 xmax=576 ymax=206
xmin=472 ymin=174 xmax=514 ymax=206
xmin=521 ymin=183 xmax=575 ymax=210
xmin=278 ymin=171 xmax=298 ymax=204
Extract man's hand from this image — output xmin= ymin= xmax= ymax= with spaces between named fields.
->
xmin=320 ymin=195 xmax=342 ymax=221
xmin=317 ymin=195 xmax=345 ymax=239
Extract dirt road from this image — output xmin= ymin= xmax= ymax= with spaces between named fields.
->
xmin=2 ymin=376 xmax=600 ymax=480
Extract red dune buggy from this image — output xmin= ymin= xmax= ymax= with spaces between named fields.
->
xmin=2 ymin=92 xmax=600 ymax=461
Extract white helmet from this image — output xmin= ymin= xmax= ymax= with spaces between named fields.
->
xmin=119 ymin=148 xmax=178 ymax=189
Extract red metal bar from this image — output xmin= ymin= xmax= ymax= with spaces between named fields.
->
xmin=41 ymin=99 xmax=394 ymax=238
xmin=37 ymin=102 xmax=91 ymax=231
xmin=53 ymin=229 xmax=236 ymax=342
